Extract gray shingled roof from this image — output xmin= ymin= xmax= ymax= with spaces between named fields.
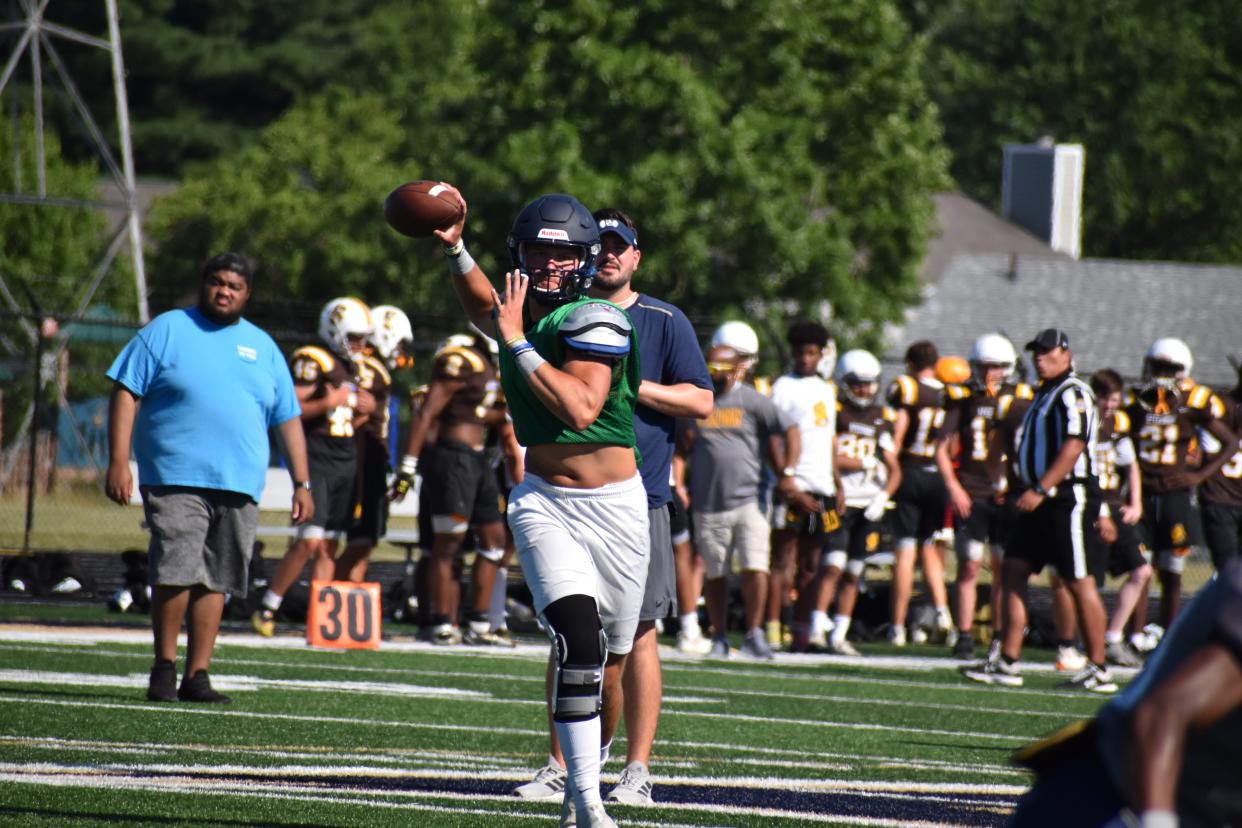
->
xmin=920 ymin=192 xmax=1069 ymax=283
xmin=890 ymin=254 xmax=1242 ymax=389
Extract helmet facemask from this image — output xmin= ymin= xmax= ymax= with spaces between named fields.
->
xmin=971 ymin=361 xmax=1012 ymax=396
xmin=513 ymin=240 xmax=599 ymax=306
xmin=506 ymin=194 xmax=602 ymax=307
xmin=841 ymin=377 xmax=879 ymax=407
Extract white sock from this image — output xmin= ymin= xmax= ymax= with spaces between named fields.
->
xmin=261 ymin=589 xmax=283 ymax=612
xmin=599 ymin=739 xmax=612 ymax=767
xmin=1104 ymin=630 xmax=1123 ymax=644
xmin=810 ymin=610 xmax=831 ymax=637
xmin=554 ymin=717 xmax=603 ymax=809
xmin=679 ymin=612 xmax=700 ymax=635
xmin=488 ymin=567 xmax=508 ymax=630
xmin=831 ymin=614 xmax=852 ymax=643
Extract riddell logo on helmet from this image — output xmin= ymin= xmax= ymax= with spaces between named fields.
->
xmin=537 ymin=228 xmax=569 ymax=241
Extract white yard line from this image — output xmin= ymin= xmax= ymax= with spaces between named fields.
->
xmin=0 ymin=625 xmax=1138 ymax=681
xmin=0 ymin=676 xmax=1033 ymax=744
xmin=0 ymin=765 xmax=1013 ymax=827
xmin=0 ymin=733 xmax=1026 ymax=779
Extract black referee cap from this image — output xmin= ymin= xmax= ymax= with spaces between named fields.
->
xmin=1025 ymin=328 xmax=1070 ymax=352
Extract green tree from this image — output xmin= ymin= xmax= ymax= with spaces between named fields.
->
xmin=0 ymin=117 xmax=134 ymax=447
xmin=48 ymin=0 xmax=395 ymax=175
xmin=922 ymin=0 xmax=1242 ymax=262
xmin=146 ymin=0 xmax=948 ymax=353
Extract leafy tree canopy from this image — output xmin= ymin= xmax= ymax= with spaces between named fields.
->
xmin=921 ymin=0 xmax=1242 ymax=262
xmin=146 ymin=0 xmax=949 ymax=356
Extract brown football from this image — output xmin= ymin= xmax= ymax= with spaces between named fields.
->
xmin=383 ymin=181 xmax=465 ymax=237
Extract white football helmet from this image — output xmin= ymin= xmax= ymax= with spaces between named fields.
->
xmin=368 ymin=305 xmax=414 ymax=369
xmin=711 ymin=321 xmax=760 ymax=372
xmin=1144 ymin=338 xmax=1193 ymax=388
xmin=318 ymin=297 xmax=373 ymax=358
xmin=969 ymin=333 xmax=1017 ymax=390
xmin=835 ymin=349 xmax=882 ymax=406
xmin=437 ymin=333 xmax=477 ymax=354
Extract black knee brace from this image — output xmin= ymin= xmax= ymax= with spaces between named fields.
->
xmin=540 ymin=594 xmax=607 ymax=722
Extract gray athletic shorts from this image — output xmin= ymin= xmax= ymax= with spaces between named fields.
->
xmin=142 ymin=486 xmax=259 ymax=596
xmin=640 ymin=503 xmax=676 ymax=622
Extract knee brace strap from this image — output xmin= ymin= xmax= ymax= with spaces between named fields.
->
xmin=540 ymin=594 xmax=607 ymax=721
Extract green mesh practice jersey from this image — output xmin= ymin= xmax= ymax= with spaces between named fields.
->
xmin=499 ymin=298 xmax=641 ymax=456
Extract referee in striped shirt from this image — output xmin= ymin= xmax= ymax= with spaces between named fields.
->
xmin=963 ymin=329 xmax=1117 ymax=693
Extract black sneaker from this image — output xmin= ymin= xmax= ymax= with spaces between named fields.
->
xmin=146 ymin=659 xmax=177 ymax=702
xmin=178 ymin=670 xmax=231 ymax=703
xmin=952 ymin=633 xmax=975 ymax=659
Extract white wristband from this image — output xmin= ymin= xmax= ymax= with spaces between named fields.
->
xmin=398 ymin=454 xmax=418 ymax=476
xmin=1138 ymin=810 xmax=1178 ymax=828
xmin=515 ymin=348 xmax=547 ymax=379
xmin=444 ymin=240 xmax=475 ymax=276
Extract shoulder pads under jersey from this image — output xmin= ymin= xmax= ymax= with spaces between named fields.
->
xmin=1186 ymin=384 xmax=1226 ymax=418
xmin=882 ymin=405 xmax=897 ymax=422
xmin=560 ymin=301 xmax=632 ymax=357
xmin=434 ymin=346 xmax=487 ymax=379
xmin=359 ymin=354 xmax=392 ymax=387
xmin=1114 ymin=410 xmax=1131 ymax=433
xmin=946 ymin=384 xmax=971 ymax=401
xmin=291 ymin=345 xmax=336 ymax=381
xmin=888 ymin=375 xmax=918 ymax=406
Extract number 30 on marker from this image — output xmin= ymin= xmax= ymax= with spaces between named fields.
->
xmin=307 ymin=580 xmax=382 ymax=650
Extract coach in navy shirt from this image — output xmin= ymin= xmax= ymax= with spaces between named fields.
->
xmin=593 ymin=209 xmax=712 ymax=802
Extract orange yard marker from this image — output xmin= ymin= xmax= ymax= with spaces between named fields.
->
xmin=306 ymin=580 xmax=382 ymax=649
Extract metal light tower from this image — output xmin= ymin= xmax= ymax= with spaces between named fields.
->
xmin=0 ymin=0 xmax=146 ymax=531
xmin=0 ymin=0 xmax=149 ymax=322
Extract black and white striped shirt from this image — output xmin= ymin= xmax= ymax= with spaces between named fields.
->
xmin=1017 ymin=370 xmax=1098 ymax=493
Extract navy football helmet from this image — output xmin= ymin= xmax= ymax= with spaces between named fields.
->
xmin=507 ymin=194 xmax=601 ymax=305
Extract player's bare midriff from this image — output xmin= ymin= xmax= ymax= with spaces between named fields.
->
xmin=441 ymin=421 xmax=487 ymax=451
xmin=525 ymin=443 xmax=637 ymax=488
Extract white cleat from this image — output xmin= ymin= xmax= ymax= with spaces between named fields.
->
xmin=676 ymin=627 xmax=712 ymax=655
xmin=514 ymin=761 xmax=567 ymax=800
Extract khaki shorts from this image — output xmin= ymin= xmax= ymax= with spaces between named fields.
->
xmin=693 ymin=501 xmax=771 ymax=579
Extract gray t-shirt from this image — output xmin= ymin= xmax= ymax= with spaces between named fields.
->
xmin=684 ymin=383 xmax=790 ymax=513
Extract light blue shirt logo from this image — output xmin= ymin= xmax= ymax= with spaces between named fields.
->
xmin=237 ymin=345 xmax=258 ymax=362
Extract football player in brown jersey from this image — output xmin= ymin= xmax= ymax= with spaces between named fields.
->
xmin=885 ymin=340 xmax=952 ymax=645
xmin=1090 ymin=369 xmax=1150 ymax=668
xmin=936 ymin=334 xmax=1028 ymax=659
xmin=812 ymin=350 xmax=901 ymax=655
xmin=252 ymin=297 xmax=376 ymax=636
xmin=1198 ymin=364 xmax=1242 ymax=573
xmin=1126 ymin=338 xmax=1237 ymax=629
xmin=390 ymin=331 xmax=509 ymax=646
xmin=335 ymin=305 xmax=414 ymax=583
xmin=988 ymin=370 xmax=1036 ymax=664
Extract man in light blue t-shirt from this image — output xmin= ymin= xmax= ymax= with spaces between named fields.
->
xmin=106 ymin=252 xmax=313 ymax=704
